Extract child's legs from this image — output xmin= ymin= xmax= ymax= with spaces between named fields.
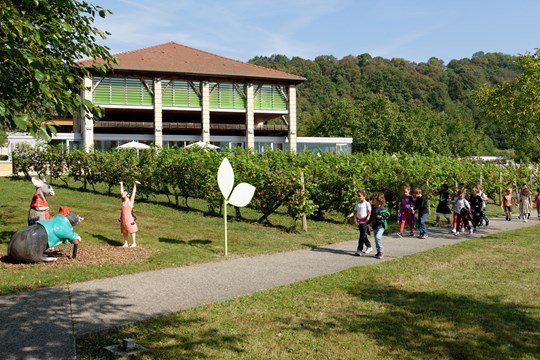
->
xmin=399 ymin=217 xmax=406 ymax=233
xmin=537 ymin=204 xmax=540 ymax=217
xmin=405 ymin=211 xmax=415 ymax=232
xmin=357 ymin=224 xmax=368 ymax=251
xmin=452 ymin=212 xmax=458 ymax=229
xmin=419 ymin=213 xmax=428 ymax=234
xmin=374 ymin=226 xmax=384 ymax=253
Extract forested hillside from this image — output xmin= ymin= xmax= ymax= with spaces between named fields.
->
xmin=250 ymin=52 xmax=522 ymax=158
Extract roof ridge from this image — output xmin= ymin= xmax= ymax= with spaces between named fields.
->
xmin=167 ymin=42 xmax=302 ymax=79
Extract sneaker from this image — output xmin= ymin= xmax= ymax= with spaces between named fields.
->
xmin=365 ymin=247 xmax=373 ymax=254
xmin=447 ymin=223 xmax=453 ymax=228
xmin=409 ymin=232 xmax=415 ymax=237
xmin=375 ymin=252 xmax=384 ymax=259
xmin=505 ymin=215 xmax=509 ymax=220
xmin=485 ymin=219 xmax=489 ymax=226
xmin=454 ymin=231 xmax=459 ymax=236
xmin=524 ymin=218 xmax=528 ymax=223
xmin=469 ymin=228 xmax=473 ymax=234
xmin=354 ymin=252 xmax=362 ymax=257
xmin=451 ymin=228 xmax=457 ymax=234
xmin=419 ymin=234 xmax=428 ymax=239
xmin=397 ymin=233 xmax=403 ymax=238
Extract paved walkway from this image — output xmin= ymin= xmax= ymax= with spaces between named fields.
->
xmin=0 ymin=217 xmax=537 ymax=359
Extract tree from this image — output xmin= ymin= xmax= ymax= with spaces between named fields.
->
xmin=473 ymin=50 xmax=540 ymax=160
xmin=0 ymin=0 xmax=116 ymax=139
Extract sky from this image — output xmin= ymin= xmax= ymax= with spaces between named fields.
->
xmin=89 ymin=0 xmax=540 ymax=64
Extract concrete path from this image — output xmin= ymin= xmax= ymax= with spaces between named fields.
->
xmin=0 ymin=217 xmax=537 ymax=359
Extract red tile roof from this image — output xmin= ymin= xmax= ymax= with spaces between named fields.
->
xmin=79 ymin=42 xmax=305 ymax=83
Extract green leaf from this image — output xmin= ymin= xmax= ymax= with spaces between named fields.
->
xmin=34 ymin=69 xmax=45 ymax=81
xmin=13 ymin=114 xmax=29 ymax=130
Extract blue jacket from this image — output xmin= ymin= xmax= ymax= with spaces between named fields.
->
xmin=37 ymin=214 xmax=80 ymax=248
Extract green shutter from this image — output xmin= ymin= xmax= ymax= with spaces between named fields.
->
xmin=161 ymin=80 xmax=201 ymax=108
xmin=254 ymin=85 xmax=287 ymax=110
xmin=209 ymin=83 xmax=246 ymax=109
xmin=92 ymin=76 xmax=153 ymax=106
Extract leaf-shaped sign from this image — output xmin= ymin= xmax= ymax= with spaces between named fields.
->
xmin=228 ymin=183 xmax=256 ymax=207
xmin=217 ymin=157 xmax=234 ymax=199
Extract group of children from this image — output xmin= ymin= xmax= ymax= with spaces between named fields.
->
xmin=349 ymin=182 xmax=540 ymax=258
xmin=503 ymin=184 xmax=540 ymax=222
xmin=347 ymin=190 xmax=390 ymax=259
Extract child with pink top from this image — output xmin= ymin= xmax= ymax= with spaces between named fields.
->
xmin=397 ymin=184 xmax=415 ymax=237
xmin=120 ymin=180 xmax=140 ymax=247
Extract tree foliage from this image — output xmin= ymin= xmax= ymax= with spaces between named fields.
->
xmin=0 ymin=0 xmax=116 ymax=139
xmin=474 ymin=49 xmax=540 ymax=161
xmin=249 ymin=51 xmax=521 ymax=157
xmin=12 ymin=145 xmax=538 ymax=232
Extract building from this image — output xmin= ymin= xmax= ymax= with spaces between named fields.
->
xmin=1 ymin=41 xmax=352 ymax=166
xmin=77 ymin=42 xmax=310 ymax=152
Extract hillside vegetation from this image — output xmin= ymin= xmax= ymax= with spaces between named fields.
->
xmin=250 ymin=52 xmax=524 ymax=158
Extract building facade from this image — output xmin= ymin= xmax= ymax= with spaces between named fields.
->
xmin=77 ymin=42 xmax=309 ymax=152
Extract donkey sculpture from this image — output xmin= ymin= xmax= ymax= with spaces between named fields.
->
xmin=28 ymin=177 xmax=55 ymax=225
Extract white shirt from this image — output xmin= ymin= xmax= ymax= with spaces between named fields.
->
xmin=355 ymin=201 xmax=371 ymax=224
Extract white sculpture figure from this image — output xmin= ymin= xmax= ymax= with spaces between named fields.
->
xmin=217 ymin=157 xmax=256 ymax=256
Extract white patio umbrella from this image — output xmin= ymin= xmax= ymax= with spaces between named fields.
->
xmin=116 ymin=141 xmax=151 ymax=150
xmin=185 ymin=140 xmax=219 ymax=150
xmin=116 ymin=141 xmax=150 ymax=157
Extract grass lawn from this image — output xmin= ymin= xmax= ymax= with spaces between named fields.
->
xmin=77 ymin=225 xmax=540 ymax=359
xmin=0 ymin=177 xmax=357 ymax=295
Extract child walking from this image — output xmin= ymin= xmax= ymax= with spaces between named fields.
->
xmin=519 ymin=185 xmax=532 ymax=222
xmin=469 ymin=187 xmax=484 ymax=231
xmin=370 ymin=192 xmax=391 ymax=259
xmin=413 ymin=188 xmax=429 ymax=239
xmin=434 ymin=184 xmax=452 ymax=227
xmin=397 ymin=184 xmax=415 ymax=237
xmin=452 ymin=191 xmax=472 ymax=235
xmin=535 ymin=188 xmax=540 ymax=219
xmin=503 ymin=188 xmax=513 ymax=221
xmin=347 ymin=190 xmax=372 ymax=256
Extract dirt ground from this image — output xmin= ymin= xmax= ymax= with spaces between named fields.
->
xmin=0 ymin=244 xmax=157 ymax=268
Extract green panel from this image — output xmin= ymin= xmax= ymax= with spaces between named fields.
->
xmin=161 ymin=80 xmax=173 ymax=106
xmin=255 ymin=85 xmax=287 ymax=110
xmin=125 ymin=78 xmax=141 ymax=105
xmin=162 ymin=80 xmax=201 ymax=108
xmin=92 ymin=76 xmax=153 ymax=106
xmin=209 ymin=83 xmax=220 ymax=108
xmin=93 ymin=77 xmax=111 ymax=104
xmin=110 ymin=78 xmax=126 ymax=104
xmin=142 ymin=80 xmax=153 ymax=106
xmin=273 ymin=86 xmax=287 ymax=110
xmin=209 ymin=83 xmax=246 ymax=109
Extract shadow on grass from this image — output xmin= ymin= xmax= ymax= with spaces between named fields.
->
xmin=159 ymin=237 xmax=186 ymax=245
xmin=77 ymin=316 xmax=245 ymax=359
xmin=157 ymin=238 xmax=212 ymax=246
xmin=0 ymin=230 xmax=15 ymax=244
xmin=292 ymin=285 xmax=540 ymax=359
xmin=91 ymin=234 xmax=124 ymax=247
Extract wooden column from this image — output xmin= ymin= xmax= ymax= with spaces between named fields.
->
xmin=288 ymin=85 xmax=297 ymax=153
xmin=202 ymin=81 xmax=210 ymax=143
xmin=82 ymin=76 xmax=94 ymax=152
xmin=246 ymin=83 xmax=255 ymax=150
xmin=154 ymin=78 xmax=163 ymax=148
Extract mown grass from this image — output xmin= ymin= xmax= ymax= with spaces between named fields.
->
xmin=0 ymin=177 xmax=357 ymax=295
xmin=77 ymin=225 xmax=540 ymax=359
